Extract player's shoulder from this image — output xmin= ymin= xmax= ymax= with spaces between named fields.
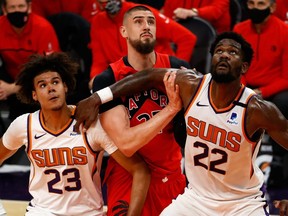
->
xmin=13 ymin=113 xmax=31 ymax=124
xmin=7 ymin=113 xmax=31 ymax=133
xmin=92 ymin=67 xmax=115 ymax=92
xmin=247 ymin=95 xmax=278 ymax=118
xmin=176 ymin=68 xmax=203 ymax=81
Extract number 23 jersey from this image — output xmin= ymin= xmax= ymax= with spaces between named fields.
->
xmin=2 ymin=107 xmax=117 ymax=216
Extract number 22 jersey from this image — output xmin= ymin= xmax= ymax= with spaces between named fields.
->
xmin=185 ymin=73 xmax=266 ymax=202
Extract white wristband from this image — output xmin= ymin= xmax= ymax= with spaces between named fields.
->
xmin=96 ymin=87 xmax=113 ymax=104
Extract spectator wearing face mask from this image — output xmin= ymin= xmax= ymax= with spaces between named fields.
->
xmin=89 ymin=0 xmax=196 ymax=84
xmin=233 ymin=0 xmax=288 ymax=189
xmin=0 ymin=0 xmax=60 ymax=121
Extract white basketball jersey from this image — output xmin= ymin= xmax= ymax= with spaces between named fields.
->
xmin=2 ymin=106 xmax=117 ymax=216
xmin=185 ymin=74 xmax=266 ymax=202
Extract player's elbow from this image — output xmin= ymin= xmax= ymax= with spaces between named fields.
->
xmin=115 ymin=136 xmax=144 ymax=157
xmin=119 ymin=145 xmax=136 ymax=158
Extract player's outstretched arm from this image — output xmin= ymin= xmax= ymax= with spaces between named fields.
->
xmin=75 ymin=68 xmax=197 ymax=132
xmin=110 ymin=150 xmax=151 ymax=216
xmin=74 ymin=68 xmax=168 ymax=132
xmin=110 ymin=68 xmax=168 ymax=99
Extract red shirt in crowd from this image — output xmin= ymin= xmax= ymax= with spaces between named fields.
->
xmin=89 ymin=1 xmax=197 ymax=78
xmin=32 ymin=0 xmax=97 ymax=23
xmin=161 ymin=0 xmax=231 ymax=33
xmin=274 ymin=0 xmax=288 ymax=23
xmin=234 ymin=15 xmax=288 ymax=98
xmin=0 ymin=13 xmax=60 ymax=80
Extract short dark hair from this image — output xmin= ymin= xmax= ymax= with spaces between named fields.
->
xmin=16 ymin=52 xmax=78 ymax=104
xmin=210 ymin=31 xmax=254 ymax=65
xmin=123 ymin=5 xmax=153 ymax=24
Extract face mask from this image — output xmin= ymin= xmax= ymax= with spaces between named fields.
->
xmin=105 ymin=0 xmax=122 ymax=15
xmin=7 ymin=11 xmax=28 ymax=28
xmin=247 ymin=7 xmax=270 ymax=24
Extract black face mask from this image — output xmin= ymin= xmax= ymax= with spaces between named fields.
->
xmin=247 ymin=7 xmax=271 ymax=24
xmin=105 ymin=0 xmax=122 ymax=15
xmin=7 ymin=11 xmax=29 ymax=28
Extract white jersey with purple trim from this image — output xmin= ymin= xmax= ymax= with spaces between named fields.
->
xmin=162 ymin=73 xmax=268 ymax=215
xmin=2 ymin=106 xmax=117 ymax=216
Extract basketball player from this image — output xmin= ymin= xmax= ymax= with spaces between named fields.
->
xmin=75 ymin=32 xmax=288 ymax=215
xmin=82 ymin=5 xmax=188 ymax=215
xmin=0 ymin=52 xmax=182 ymax=216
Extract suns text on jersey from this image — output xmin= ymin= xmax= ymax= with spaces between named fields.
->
xmin=31 ymin=146 xmax=88 ymax=167
xmin=187 ymin=116 xmax=241 ymax=152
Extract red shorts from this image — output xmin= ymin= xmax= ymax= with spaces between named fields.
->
xmin=105 ymin=158 xmax=186 ymax=216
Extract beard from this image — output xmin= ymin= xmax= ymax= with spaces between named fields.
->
xmin=210 ymin=63 xmax=242 ymax=83
xmin=129 ymin=38 xmax=156 ymax=54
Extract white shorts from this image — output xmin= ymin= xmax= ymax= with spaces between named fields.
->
xmin=26 ymin=200 xmax=106 ymax=216
xmin=160 ymin=187 xmax=269 ymax=216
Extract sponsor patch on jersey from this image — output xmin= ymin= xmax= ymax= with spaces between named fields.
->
xmin=227 ymin=112 xmax=238 ymax=125
xmin=70 ymin=132 xmax=79 ymax=136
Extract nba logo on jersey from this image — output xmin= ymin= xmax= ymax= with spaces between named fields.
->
xmin=227 ymin=112 xmax=238 ymax=125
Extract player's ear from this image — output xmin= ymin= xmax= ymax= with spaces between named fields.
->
xmin=120 ymin=25 xmax=128 ymax=39
xmin=32 ymin=91 xmax=38 ymax=101
xmin=64 ymin=83 xmax=68 ymax=93
xmin=241 ymin=62 xmax=249 ymax=75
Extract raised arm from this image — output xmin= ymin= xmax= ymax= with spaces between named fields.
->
xmin=75 ymin=68 xmax=168 ymax=131
xmin=100 ymin=71 xmax=182 ymax=157
xmin=75 ymin=68 xmax=199 ymax=131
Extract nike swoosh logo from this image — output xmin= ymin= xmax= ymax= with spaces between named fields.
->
xmin=34 ymin=133 xmax=47 ymax=139
xmin=196 ymin=101 xmax=209 ymax=107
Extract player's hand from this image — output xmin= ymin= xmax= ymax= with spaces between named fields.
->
xmin=274 ymin=200 xmax=288 ymax=216
xmin=74 ymin=93 xmax=101 ymax=132
xmin=163 ymin=71 xmax=182 ymax=113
